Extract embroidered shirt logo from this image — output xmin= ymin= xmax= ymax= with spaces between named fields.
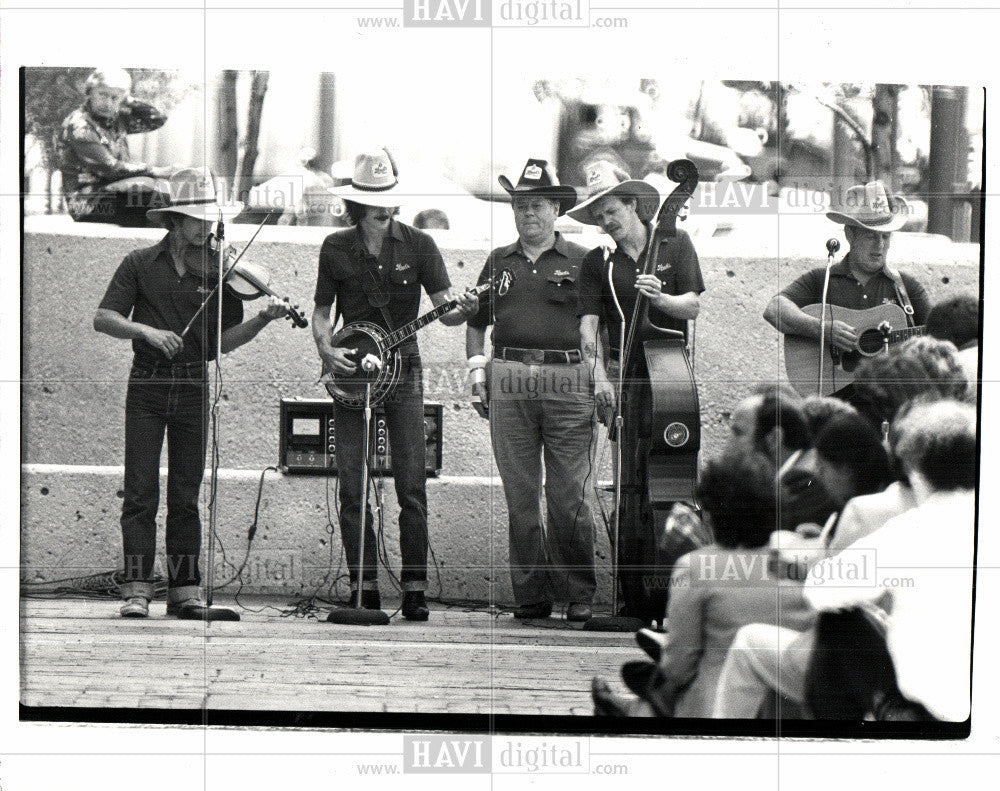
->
xmin=656 ymin=263 xmax=672 ymax=273
xmin=553 ymin=269 xmax=570 ymax=277
xmin=523 ymin=164 xmax=543 ymax=180
xmin=395 ymin=262 xmax=411 ymax=272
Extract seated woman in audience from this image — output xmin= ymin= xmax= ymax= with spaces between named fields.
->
xmin=592 ymin=448 xmax=816 ymax=718
xmin=779 ymin=409 xmax=894 ymax=533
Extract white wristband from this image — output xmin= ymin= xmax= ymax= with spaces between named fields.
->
xmin=466 ymin=355 xmax=487 ymax=371
xmin=469 ymin=367 xmax=486 ymax=386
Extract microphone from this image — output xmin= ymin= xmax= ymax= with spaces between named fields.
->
xmin=826 ymin=238 xmax=840 ymax=255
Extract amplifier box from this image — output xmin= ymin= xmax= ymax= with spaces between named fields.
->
xmin=279 ymin=398 xmax=443 ymax=476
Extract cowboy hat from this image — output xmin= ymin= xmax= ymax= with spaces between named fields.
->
xmin=497 ymin=158 xmax=577 ymax=216
xmin=328 ymin=149 xmax=406 ymax=208
xmin=567 ymin=160 xmax=661 ymax=225
xmin=826 ymin=181 xmax=910 ymax=233
xmin=146 ymin=167 xmax=243 ymax=226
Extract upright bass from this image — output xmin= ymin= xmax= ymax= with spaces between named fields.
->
xmin=612 ymin=159 xmax=702 ymax=625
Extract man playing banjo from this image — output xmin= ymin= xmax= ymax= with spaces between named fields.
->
xmin=312 ymin=149 xmax=479 ymax=621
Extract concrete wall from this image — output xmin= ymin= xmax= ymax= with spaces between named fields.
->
xmin=20 ymin=218 xmax=980 ymax=599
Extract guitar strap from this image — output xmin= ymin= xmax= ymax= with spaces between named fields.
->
xmin=883 ymin=265 xmax=916 ymax=327
xmin=354 ymin=241 xmax=398 ymax=334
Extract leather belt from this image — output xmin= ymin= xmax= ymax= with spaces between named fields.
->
xmin=133 ymin=358 xmax=207 ymax=376
xmin=495 ymin=347 xmax=582 ymax=365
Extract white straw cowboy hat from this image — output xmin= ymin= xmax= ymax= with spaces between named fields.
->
xmin=146 ymin=167 xmax=244 ymax=226
xmin=567 ymin=160 xmax=662 ymax=225
xmin=497 ymin=158 xmax=578 ymax=216
xmin=329 ymin=149 xmax=407 ymax=207
xmin=826 ymin=181 xmax=910 ymax=233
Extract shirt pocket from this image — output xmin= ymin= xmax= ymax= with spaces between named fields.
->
xmin=388 ymin=262 xmax=418 ymax=288
xmin=545 ymin=272 xmax=578 ymax=304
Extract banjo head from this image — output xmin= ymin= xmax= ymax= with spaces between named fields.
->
xmin=325 ymin=322 xmax=399 ymax=408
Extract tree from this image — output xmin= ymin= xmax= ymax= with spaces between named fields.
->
xmin=232 ymin=71 xmax=269 ymax=202
xmin=216 ymin=71 xmax=239 ymax=185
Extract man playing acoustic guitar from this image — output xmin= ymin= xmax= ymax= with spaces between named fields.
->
xmin=763 ymin=181 xmax=931 ymax=398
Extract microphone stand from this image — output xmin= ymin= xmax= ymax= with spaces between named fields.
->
xmin=202 ymin=208 xmax=239 ymax=621
xmin=327 ymin=379 xmax=390 ymax=626
xmin=585 ymin=251 xmax=645 ymax=633
xmin=817 ymin=238 xmax=840 ymax=396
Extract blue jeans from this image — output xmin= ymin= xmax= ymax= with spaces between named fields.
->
xmin=489 ymin=360 xmax=598 ymax=605
xmin=333 ymin=352 xmax=428 ymax=592
xmin=120 ymin=361 xmax=208 ymax=592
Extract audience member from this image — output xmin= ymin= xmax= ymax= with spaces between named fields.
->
xmin=57 ymin=68 xmax=171 ymax=226
xmin=712 ymin=398 xmax=975 ymax=721
xmin=779 ymin=409 xmax=893 ymax=532
xmin=592 ymin=448 xmax=815 ymax=717
xmin=803 ymin=398 xmax=976 ymax=721
xmin=798 ymin=395 xmax=857 ymax=440
xmin=850 ymin=338 xmax=969 ymax=437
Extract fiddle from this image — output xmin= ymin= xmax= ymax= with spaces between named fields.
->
xmin=207 ymin=235 xmax=308 ymax=326
xmin=180 ymin=228 xmax=309 ymax=335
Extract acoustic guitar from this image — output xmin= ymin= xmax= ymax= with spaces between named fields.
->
xmin=783 ymin=303 xmax=925 ymax=396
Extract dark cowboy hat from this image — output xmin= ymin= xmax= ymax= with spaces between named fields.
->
xmin=497 ymin=158 xmax=578 ymax=216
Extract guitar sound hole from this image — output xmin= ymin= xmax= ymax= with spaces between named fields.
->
xmin=857 ymin=329 xmax=889 ymax=355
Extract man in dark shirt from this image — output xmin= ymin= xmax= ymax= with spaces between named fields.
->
xmin=57 ymin=68 xmax=171 ymax=226
xmin=313 ymin=150 xmax=479 ymax=621
xmin=763 ymin=181 xmax=931 ymax=396
xmin=94 ymin=168 xmax=289 ymax=619
xmin=466 ymin=158 xmax=596 ymax=622
xmin=574 ymin=161 xmax=705 ymax=622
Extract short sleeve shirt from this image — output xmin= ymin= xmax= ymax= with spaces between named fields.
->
xmin=780 ymin=258 xmax=931 ymax=325
xmin=98 ymin=235 xmax=244 ymax=365
xmin=314 ymin=221 xmax=451 ymax=350
xmin=577 ymin=226 xmax=704 ymax=352
xmin=467 ymin=233 xmax=589 ymax=350
xmin=57 ymin=101 xmax=165 ymax=192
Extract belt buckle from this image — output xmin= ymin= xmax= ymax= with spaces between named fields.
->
xmin=526 ymin=349 xmax=545 ymax=365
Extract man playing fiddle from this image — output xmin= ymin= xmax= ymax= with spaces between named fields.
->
xmin=575 ymin=161 xmax=705 ymax=621
xmin=312 ymin=149 xmax=479 ymax=621
xmin=94 ymin=167 xmax=290 ymax=619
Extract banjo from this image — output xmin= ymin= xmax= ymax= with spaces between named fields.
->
xmin=321 ymin=269 xmax=514 ymax=408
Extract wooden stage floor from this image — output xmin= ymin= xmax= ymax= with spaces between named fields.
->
xmin=19 ymin=597 xmax=634 ymax=717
